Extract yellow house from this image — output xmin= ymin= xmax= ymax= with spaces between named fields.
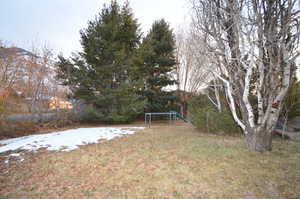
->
xmin=49 ymin=97 xmax=73 ymax=110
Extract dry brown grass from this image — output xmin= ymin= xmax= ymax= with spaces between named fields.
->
xmin=0 ymin=122 xmax=299 ymax=199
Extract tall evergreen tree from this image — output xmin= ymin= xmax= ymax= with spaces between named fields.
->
xmin=135 ymin=19 xmax=178 ymax=112
xmin=56 ymin=1 xmax=145 ymax=122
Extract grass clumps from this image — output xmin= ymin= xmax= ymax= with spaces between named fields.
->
xmin=0 ymin=123 xmax=299 ymax=199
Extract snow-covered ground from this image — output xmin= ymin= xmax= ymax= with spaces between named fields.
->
xmin=0 ymin=127 xmax=144 ymax=160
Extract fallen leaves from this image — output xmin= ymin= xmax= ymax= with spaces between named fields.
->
xmin=0 ymin=123 xmax=299 ymax=198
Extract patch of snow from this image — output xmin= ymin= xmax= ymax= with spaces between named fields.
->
xmin=9 ymin=153 xmax=21 ymax=157
xmin=0 ymin=127 xmax=144 ymax=156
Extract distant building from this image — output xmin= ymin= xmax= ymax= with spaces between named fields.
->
xmin=49 ymin=97 xmax=73 ymax=110
xmin=0 ymin=46 xmax=71 ymax=113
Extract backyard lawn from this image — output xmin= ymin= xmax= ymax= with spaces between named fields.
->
xmin=0 ymin=122 xmax=299 ymax=199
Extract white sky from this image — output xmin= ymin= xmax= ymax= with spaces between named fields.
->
xmin=0 ymin=0 xmax=190 ymax=56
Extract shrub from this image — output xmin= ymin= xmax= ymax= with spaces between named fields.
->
xmin=187 ymin=94 xmax=240 ymax=134
xmin=0 ymin=111 xmax=76 ymax=139
xmin=281 ymin=80 xmax=300 ymax=119
xmin=80 ymin=106 xmax=104 ymax=123
xmin=41 ymin=111 xmax=77 ymax=128
xmin=0 ymin=118 xmax=39 ymax=139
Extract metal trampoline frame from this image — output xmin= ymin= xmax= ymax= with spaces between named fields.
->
xmin=144 ymin=112 xmax=177 ymax=127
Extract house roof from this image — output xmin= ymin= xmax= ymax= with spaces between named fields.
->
xmin=0 ymin=46 xmax=37 ymax=58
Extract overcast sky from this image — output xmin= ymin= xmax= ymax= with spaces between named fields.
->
xmin=0 ymin=0 xmax=189 ymax=56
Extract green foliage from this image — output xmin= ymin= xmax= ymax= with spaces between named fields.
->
xmin=80 ymin=106 xmax=103 ymax=123
xmin=56 ymin=1 xmax=145 ymax=123
xmin=134 ymin=19 xmax=178 ymax=112
xmin=188 ymin=95 xmax=240 ymax=134
xmin=81 ymin=88 xmax=146 ymax=123
xmin=142 ymin=90 xmax=180 ymax=112
xmin=92 ymin=84 xmax=146 ymax=123
xmin=56 ymin=2 xmax=179 ymax=121
xmin=282 ymin=79 xmax=300 ymax=119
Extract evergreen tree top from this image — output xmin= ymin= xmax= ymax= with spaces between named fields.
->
xmin=145 ymin=19 xmax=175 ymax=56
xmin=79 ymin=0 xmax=141 ymax=66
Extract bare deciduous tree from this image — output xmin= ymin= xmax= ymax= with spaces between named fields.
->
xmin=0 ymin=44 xmax=68 ymax=114
xmin=20 ymin=46 xmax=55 ymax=112
xmin=191 ymin=0 xmax=300 ymax=151
xmin=176 ymin=26 xmax=211 ymax=93
xmin=176 ymin=24 xmax=224 ymax=114
xmin=0 ymin=45 xmax=27 ymax=114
